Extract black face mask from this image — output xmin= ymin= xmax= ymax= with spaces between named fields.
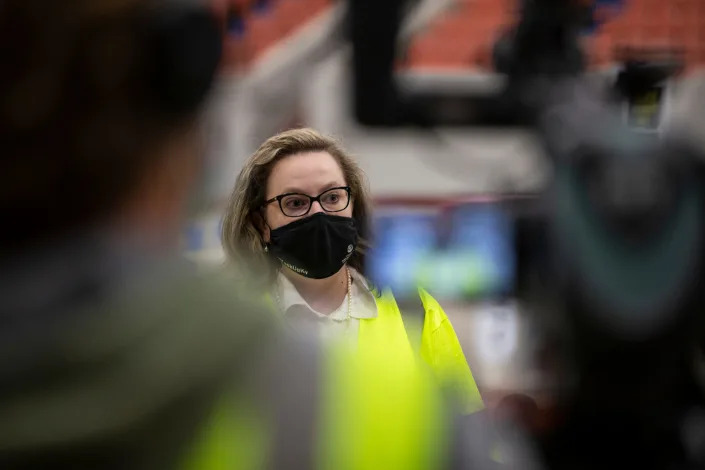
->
xmin=268 ymin=213 xmax=358 ymax=279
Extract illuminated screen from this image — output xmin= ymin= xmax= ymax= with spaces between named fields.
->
xmin=369 ymin=203 xmax=515 ymax=301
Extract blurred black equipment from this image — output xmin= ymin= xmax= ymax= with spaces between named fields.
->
xmin=348 ymin=0 xmax=705 ymax=468
xmin=147 ymin=2 xmax=222 ymax=115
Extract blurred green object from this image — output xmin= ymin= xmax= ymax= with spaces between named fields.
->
xmin=180 ymin=394 xmax=270 ymax=470
xmin=415 ymin=252 xmax=491 ymax=299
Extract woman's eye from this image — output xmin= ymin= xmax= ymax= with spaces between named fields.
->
xmin=323 ymin=190 xmax=346 ymax=204
xmin=284 ymin=197 xmax=308 ymax=209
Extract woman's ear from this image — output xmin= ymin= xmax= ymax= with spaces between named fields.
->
xmin=263 ymin=222 xmax=271 ymax=244
xmin=252 ymin=210 xmax=271 ymax=244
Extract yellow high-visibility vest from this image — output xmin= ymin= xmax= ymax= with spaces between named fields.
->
xmin=366 ymin=287 xmax=484 ymax=415
xmin=181 ymin=288 xmax=483 ymax=470
xmin=268 ymin=286 xmax=483 ymax=413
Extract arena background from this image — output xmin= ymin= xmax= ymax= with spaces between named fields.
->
xmin=186 ymin=0 xmax=705 ymax=409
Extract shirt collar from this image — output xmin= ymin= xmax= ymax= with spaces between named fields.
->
xmin=276 ymin=268 xmax=377 ymax=320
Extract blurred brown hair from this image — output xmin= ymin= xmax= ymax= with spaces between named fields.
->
xmin=0 ymin=0 xmax=205 ymax=249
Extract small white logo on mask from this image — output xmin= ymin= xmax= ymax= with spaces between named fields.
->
xmin=342 ymin=245 xmax=354 ymax=264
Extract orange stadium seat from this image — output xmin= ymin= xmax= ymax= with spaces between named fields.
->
xmin=219 ymin=0 xmax=337 ymax=71
xmin=244 ymin=12 xmax=284 ymax=59
xmin=271 ymin=0 xmax=309 ymax=36
xmin=404 ymin=0 xmax=705 ymax=73
xmin=271 ymin=0 xmax=331 ymax=35
xmin=587 ymin=33 xmax=614 ymax=67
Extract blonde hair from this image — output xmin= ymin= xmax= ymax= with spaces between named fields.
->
xmin=222 ymin=128 xmax=372 ymax=284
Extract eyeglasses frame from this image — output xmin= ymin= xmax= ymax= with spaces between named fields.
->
xmin=262 ymin=186 xmax=352 ymax=218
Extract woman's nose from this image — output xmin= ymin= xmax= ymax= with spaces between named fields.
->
xmin=309 ymin=201 xmax=325 ymax=214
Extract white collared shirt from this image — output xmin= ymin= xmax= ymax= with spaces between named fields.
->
xmin=275 ymin=268 xmax=378 ymax=343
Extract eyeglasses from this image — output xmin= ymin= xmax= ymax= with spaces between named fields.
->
xmin=263 ymin=186 xmax=352 ymax=217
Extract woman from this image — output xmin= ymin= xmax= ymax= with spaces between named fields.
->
xmin=222 ymin=127 xmax=483 ymax=413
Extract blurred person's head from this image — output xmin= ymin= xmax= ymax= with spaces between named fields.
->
xmin=222 ymin=128 xmax=372 ymax=284
xmin=0 ymin=0 xmax=221 ymax=252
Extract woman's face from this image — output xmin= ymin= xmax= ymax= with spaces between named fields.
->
xmin=261 ymin=151 xmax=353 ymax=242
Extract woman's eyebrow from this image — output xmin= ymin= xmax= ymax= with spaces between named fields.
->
xmin=278 ymin=186 xmax=306 ymax=195
xmin=278 ymin=182 xmax=344 ymax=195
xmin=318 ymin=182 xmax=346 ymax=192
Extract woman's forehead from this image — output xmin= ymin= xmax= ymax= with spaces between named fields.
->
xmin=267 ymin=151 xmax=346 ymax=194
